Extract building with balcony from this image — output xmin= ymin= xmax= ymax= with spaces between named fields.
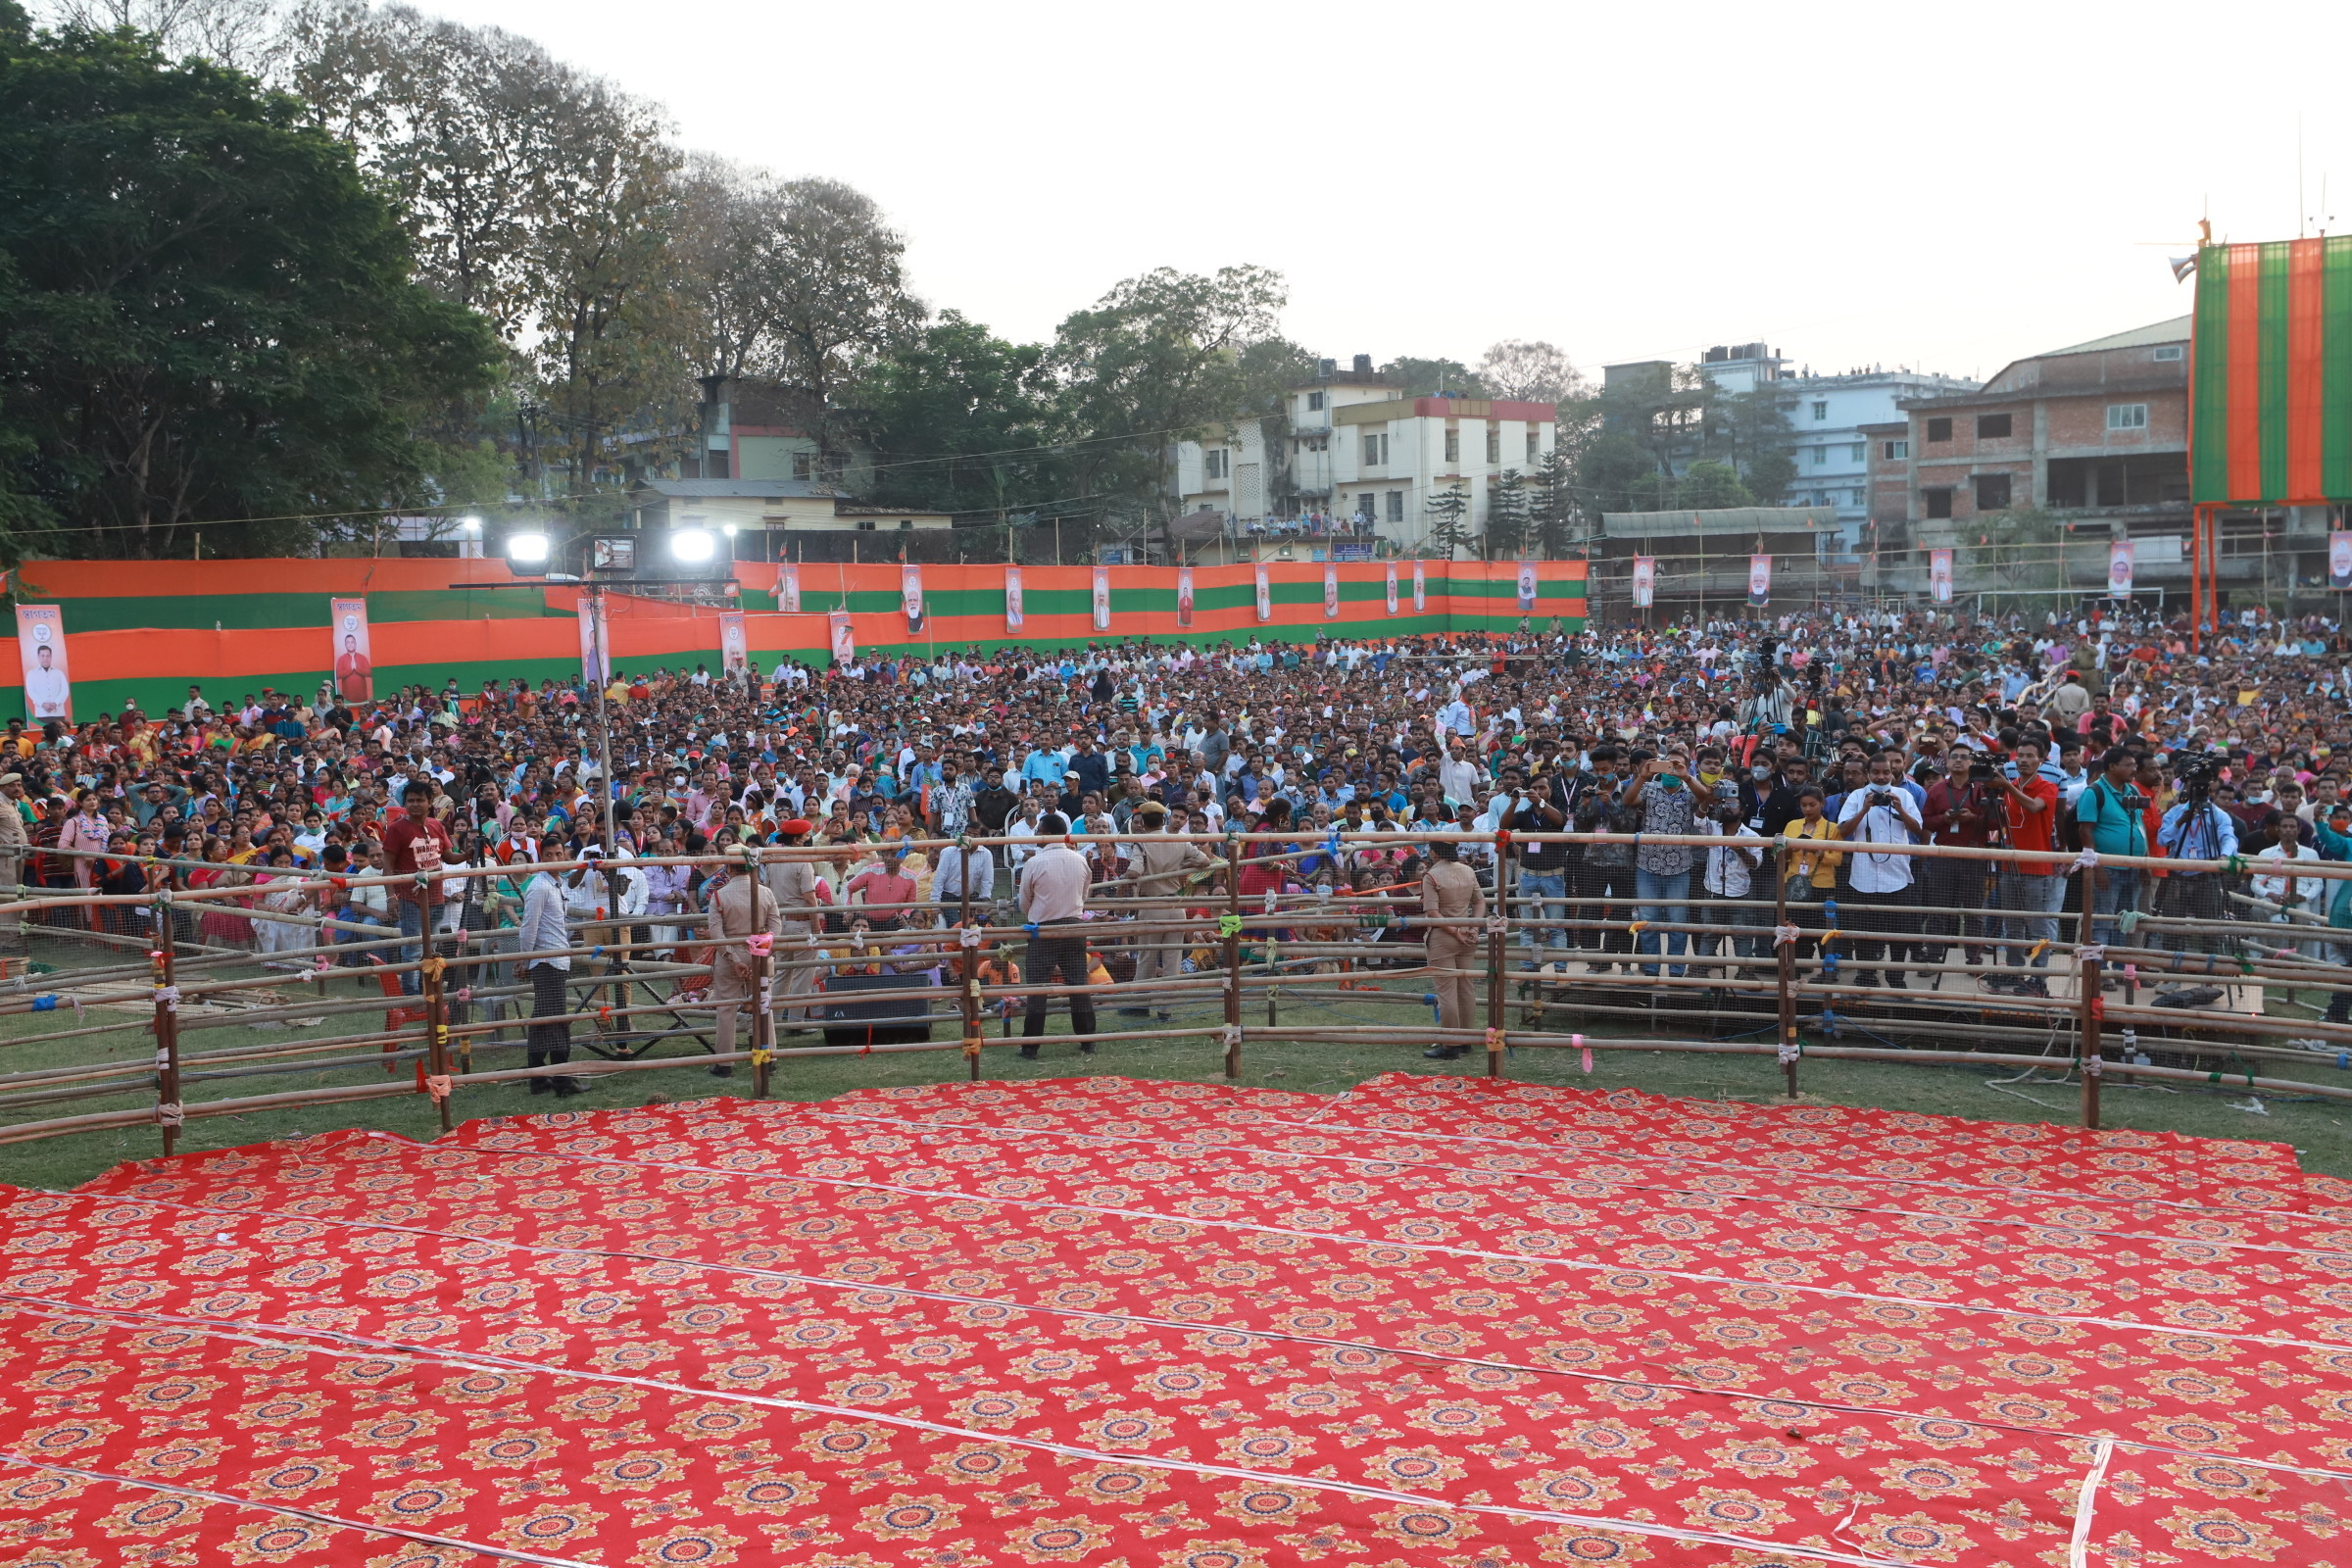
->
xmin=1170 ymin=355 xmax=1558 ymax=559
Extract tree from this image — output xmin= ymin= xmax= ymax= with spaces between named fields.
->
xmin=1421 ymin=483 xmax=1470 ymax=560
xmin=1052 ymin=264 xmax=1287 ymax=553
xmin=38 ymin=0 xmax=284 ymax=73
xmin=1377 ymin=356 xmax=1486 ymax=398
xmin=1528 ymin=443 xmax=1579 ymax=558
xmin=0 ymin=15 xmax=500 ymax=558
xmin=851 ymin=311 xmax=1063 ymax=519
xmin=1476 ymin=339 xmax=1582 ymax=406
xmin=1677 ymin=459 xmax=1753 ymax=510
xmin=754 ymin=176 xmax=920 ymax=416
xmin=1486 ymin=468 xmax=1529 ymax=559
xmin=1715 ymin=382 xmax=1794 ymax=504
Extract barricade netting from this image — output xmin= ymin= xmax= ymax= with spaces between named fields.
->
xmin=3 ymin=829 xmax=2350 ymax=1154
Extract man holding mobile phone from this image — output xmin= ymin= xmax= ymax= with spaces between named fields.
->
xmin=1835 ymin=754 xmax=1925 ymax=989
xmin=1619 ymin=749 xmax=1697 ymax=978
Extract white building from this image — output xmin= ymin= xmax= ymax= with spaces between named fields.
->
xmin=1697 ymin=346 xmax=1977 ymax=550
xmin=1171 ymin=355 xmax=1559 ymax=559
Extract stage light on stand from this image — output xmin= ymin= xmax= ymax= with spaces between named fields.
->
xmin=507 ymin=531 xmax=550 ymax=564
xmin=670 ymin=528 xmax=715 ymax=564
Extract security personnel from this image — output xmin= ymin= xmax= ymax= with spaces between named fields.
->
xmin=1123 ymin=799 xmax=1219 ymax=1021
xmin=1420 ymin=839 xmax=1486 ymax=1059
xmin=708 ymin=855 xmax=780 ymax=1061
xmin=761 ymin=819 xmax=824 ymax=1020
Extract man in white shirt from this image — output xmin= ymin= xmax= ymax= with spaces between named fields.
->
xmin=2254 ymin=814 xmax=2326 ymax=962
xmin=1015 ymin=813 xmax=1096 ymax=1059
xmin=515 ymin=849 xmax=581 ymax=1096
xmin=1697 ymin=799 xmax=1764 ymax=978
xmin=1836 ymin=754 xmax=1926 ymax=990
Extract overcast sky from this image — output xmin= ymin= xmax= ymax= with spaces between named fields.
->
xmin=429 ymin=0 xmax=2349 ymax=385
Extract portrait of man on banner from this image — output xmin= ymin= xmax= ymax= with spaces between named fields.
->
xmin=1929 ymin=549 xmax=1954 ymax=605
xmin=329 ymin=598 xmax=373 ymax=705
xmin=1323 ymin=564 xmax=1340 ymax=618
xmin=1746 ymin=555 xmax=1772 ymax=608
xmin=1631 ymin=557 xmax=1655 ymax=609
xmin=1515 ymin=560 xmax=1539 ymax=613
xmin=902 ymin=564 xmax=925 ymax=633
xmin=1384 ymin=564 xmax=1398 ymax=614
xmin=778 ymin=564 xmax=801 ymax=612
xmin=1092 ymin=565 xmax=1111 ymax=630
xmin=828 ymin=612 xmax=856 ymax=664
xmin=2107 ymin=539 xmax=2135 ymax=599
xmin=718 ymin=612 xmax=749 ymax=674
xmin=15 ymin=606 xmax=70 ymax=722
xmin=577 ymin=595 xmax=611 ymax=685
xmin=2332 ymin=531 xmax=2352 ymax=591
xmin=1253 ymin=563 xmax=1271 ymax=622
xmin=1004 ymin=567 xmax=1024 ymax=631
xmin=1176 ymin=566 xmax=1194 ymax=628
xmin=1411 ymin=561 xmax=1426 ymax=612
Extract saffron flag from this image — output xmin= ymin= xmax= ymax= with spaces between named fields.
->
xmin=2190 ymin=235 xmax=2352 ymax=505
xmin=1630 ymin=557 xmax=1655 ymax=609
xmin=1929 ymin=549 xmax=1953 ymax=604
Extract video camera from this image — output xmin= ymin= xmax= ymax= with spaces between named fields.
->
xmin=2173 ymin=751 xmax=2222 ymax=804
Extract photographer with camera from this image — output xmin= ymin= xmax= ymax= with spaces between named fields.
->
xmin=2156 ymin=751 xmax=2238 ymax=954
xmin=1919 ymin=754 xmax=2000 ymax=968
xmin=1835 ymin=753 xmax=1926 ymax=989
xmin=1988 ymin=739 xmax=2061 ymax=990
xmin=2075 ymin=745 xmax=2147 ymax=952
xmin=1619 ymin=747 xmax=1698 ymax=978
xmin=1572 ymin=746 xmax=1638 ymax=970
xmin=1507 ymin=755 xmax=1573 ymax=971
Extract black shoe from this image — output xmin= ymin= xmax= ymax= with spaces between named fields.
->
xmin=1154 ymin=1010 xmax=1171 ymax=1023
xmin=528 ymin=1076 xmax=552 ymax=1095
xmin=1114 ymin=1007 xmax=1151 ymax=1018
xmin=554 ymin=1078 xmax=586 ymax=1097
xmin=1423 ymin=1046 xmax=1465 ymax=1059
xmin=709 ymin=1063 xmax=734 ymax=1077
xmin=1079 ymin=1043 xmax=1096 ymax=1055
xmin=1886 ymin=970 xmax=1908 ymax=990
xmin=1018 ymin=1046 xmax=1040 ymax=1060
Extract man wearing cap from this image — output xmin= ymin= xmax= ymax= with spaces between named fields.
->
xmin=0 ymin=773 xmax=24 ymax=940
xmin=707 ymin=854 xmax=779 ymax=1064
xmin=1123 ymin=800 xmax=1218 ymax=1021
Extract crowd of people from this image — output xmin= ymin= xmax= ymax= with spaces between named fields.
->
xmin=5 ymin=596 xmax=2349 ymax=1079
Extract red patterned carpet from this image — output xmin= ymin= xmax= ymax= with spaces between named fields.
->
xmin=2 ymin=1072 xmax=2350 ymax=1567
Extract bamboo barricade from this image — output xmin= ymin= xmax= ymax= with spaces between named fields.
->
xmin=0 ymin=826 xmax=2348 ymax=1158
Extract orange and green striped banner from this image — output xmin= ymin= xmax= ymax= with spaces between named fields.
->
xmin=2190 ymin=235 xmax=2352 ymax=505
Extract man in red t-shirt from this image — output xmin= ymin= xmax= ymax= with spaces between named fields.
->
xmin=1991 ymin=738 xmax=2061 ymax=986
xmin=381 ymin=779 xmax=455 ymax=995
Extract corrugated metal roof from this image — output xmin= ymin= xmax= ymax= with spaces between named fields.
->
xmin=2038 ymin=316 xmax=2190 ymax=358
xmin=637 ymin=478 xmax=841 ymax=499
xmin=1600 ymin=507 xmax=1839 ymax=538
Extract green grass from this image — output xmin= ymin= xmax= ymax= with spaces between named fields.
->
xmin=5 ymin=948 xmax=2351 ymax=1193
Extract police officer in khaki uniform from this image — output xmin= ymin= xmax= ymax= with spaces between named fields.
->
xmin=1122 ymin=800 xmax=1218 ymax=1022
xmin=760 ymin=819 xmax=824 ymax=1021
xmin=1419 ymin=839 xmax=1486 ymax=1059
xmin=0 ymin=774 xmax=26 ymax=943
xmin=708 ymin=856 xmax=780 ymax=1060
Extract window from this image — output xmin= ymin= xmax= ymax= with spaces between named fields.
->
xmin=1525 ymin=429 xmax=1540 ymax=462
xmin=1977 ymin=413 xmax=2012 ymax=439
xmin=2152 ymin=344 xmax=2184 ymax=363
xmin=1883 ymin=439 xmax=1909 ymax=460
xmin=1444 ymin=426 xmax=1460 ymax=465
xmin=1357 ymin=492 xmax=1375 ymax=520
xmin=1812 ymin=400 xmax=1828 ymax=419
xmin=1306 ymin=390 xmax=1326 ymax=411
xmin=1850 ymin=443 xmax=1867 ymax=462
xmin=1851 ymin=489 xmax=1867 ymax=506
xmin=1975 ymin=472 xmax=2012 ymax=511
xmin=2106 ymin=403 xmax=2149 ymax=431
xmin=791 ymin=452 xmax=813 ymax=481
xmin=1485 ymin=425 xmax=1499 ymax=465
xmin=1926 ymin=417 xmax=1952 ymax=443
xmin=1924 ymin=487 xmax=1953 ymax=518
xmin=898 ymin=518 xmax=913 ymax=530
xmin=1362 ymin=431 xmax=1388 ymax=466
xmin=1386 ymin=491 xmax=1403 ymax=522
xmin=856 ymin=517 xmax=877 ymax=531
xmin=1812 ymin=446 xmax=1828 ymax=465
xmin=1203 ymin=449 xmax=1228 ymax=480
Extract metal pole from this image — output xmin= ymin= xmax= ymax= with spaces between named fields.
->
xmin=1223 ymin=849 xmax=1243 ymax=1080
xmin=1485 ymin=910 xmax=1505 ymax=1078
xmin=421 ymin=946 xmax=453 ymax=1134
xmin=752 ymin=938 xmax=775 ymax=1099
xmin=2078 ymin=886 xmax=2103 ymax=1130
xmin=150 ymin=903 xmax=180 ymax=1158
xmin=1775 ymin=844 xmax=1798 ymax=1098
xmin=589 ymin=583 xmax=618 ymax=847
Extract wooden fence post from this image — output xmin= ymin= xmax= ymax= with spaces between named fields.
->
xmin=2078 ymin=890 xmax=2103 ymax=1129
xmin=420 ymin=950 xmax=453 ymax=1134
xmin=1223 ymin=837 xmax=1243 ymax=1080
xmin=1775 ymin=845 xmax=1799 ymax=1098
xmin=1485 ymin=912 xmax=1506 ymax=1078
xmin=150 ymin=897 xmax=180 ymax=1157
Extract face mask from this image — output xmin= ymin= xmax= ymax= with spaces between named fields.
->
xmin=1751 ymin=765 xmax=1773 ymax=780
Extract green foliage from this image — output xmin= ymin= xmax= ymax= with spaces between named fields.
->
xmin=1677 ymin=460 xmax=1753 ymax=510
xmin=0 ymin=20 xmax=500 ymax=559
xmin=1421 ymin=483 xmax=1470 ymax=560
xmin=851 ymin=311 xmax=1064 ymax=517
xmin=1970 ymin=505 xmax=2065 ymax=612
xmin=1529 ymin=443 xmax=1579 ymax=558
xmin=1378 ymin=356 xmax=1487 ymax=398
xmin=1486 ymin=468 xmax=1530 ymax=558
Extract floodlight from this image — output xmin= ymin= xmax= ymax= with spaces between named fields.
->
xmin=670 ymin=528 xmax=716 ymax=564
xmin=507 ymin=531 xmax=550 ymax=564
xmin=457 ymin=514 xmax=482 ymax=533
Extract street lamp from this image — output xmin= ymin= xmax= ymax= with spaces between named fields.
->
xmin=457 ymin=514 xmax=482 ymax=534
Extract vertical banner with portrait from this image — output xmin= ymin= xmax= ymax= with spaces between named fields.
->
xmin=1515 ymin=558 xmax=1540 ymax=614
xmin=2332 ymin=531 xmax=2352 ymax=591
xmin=2107 ymin=538 xmax=2135 ymax=599
xmin=1176 ymin=565 xmax=1195 ymax=629
xmin=577 ymin=594 xmax=611 ymax=685
xmin=1411 ymin=561 xmax=1427 ymax=613
xmin=1384 ymin=563 xmax=1399 ymax=615
xmin=1631 ymin=557 xmax=1656 ymax=609
xmin=1253 ymin=563 xmax=1271 ymax=622
xmin=1746 ymin=555 xmax=1772 ymax=608
xmin=778 ymin=564 xmax=802 ymax=612
xmin=828 ymin=612 xmax=857 ymax=665
xmin=1091 ymin=565 xmax=1111 ymax=631
xmin=1004 ymin=566 xmax=1024 ymax=632
xmin=1323 ymin=563 xmax=1341 ymax=618
xmin=902 ymin=564 xmax=925 ymax=634
xmin=14 ymin=606 xmax=71 ymax=723
xmin=1929 ymin=549 xmax=1954 ymax=604
xmin=328 ymin=597 xmax=373 ymax=706
xmin=717 ymin=612 xmax=748 ymax=674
